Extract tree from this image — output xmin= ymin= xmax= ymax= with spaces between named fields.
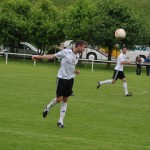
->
xmin=0 ymin=0 xmax=32 ymax=52
xmin=29 ymin=0 xmax=65 ymax=54
xmin=89 ymin=0 xmax=146 ymax=64
xmin=63 ymin=0 xmax=146 ymax=68
xmin=63 ymin=0 xmax=95 ymax=42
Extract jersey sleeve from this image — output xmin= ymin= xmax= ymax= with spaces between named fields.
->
xmin=55 ymin=50 xmax=66 ymax=59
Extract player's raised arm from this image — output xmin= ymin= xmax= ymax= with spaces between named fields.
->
xmin=121 ymin=60 xmax=131 ymax=65
xmin=32 ymin=54 xmax=56 ymax=60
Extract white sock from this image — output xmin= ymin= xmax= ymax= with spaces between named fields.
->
xmin=58 ymin=101 xmax=67 ymax=125
xmin=47 ymin=98 xmax=57 ymax=111
xmin=100 ymin=80 xmax=112 ymax=85
xmin=123 ymin=82 xmax=128 ymax=95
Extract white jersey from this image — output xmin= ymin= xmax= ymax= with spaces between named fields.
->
xmin=55 ymin=49 xmax=80 ymax=79
xmin=114 ymin=53 xmax=126 ymax=71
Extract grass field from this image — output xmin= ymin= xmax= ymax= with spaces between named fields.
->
xmin=0 ymin=57 xmax=150 ymax=150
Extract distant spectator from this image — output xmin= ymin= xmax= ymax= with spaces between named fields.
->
xmin=144 ymin=55 xmax=150 ymax=76
xmin=135 ymin=55 xmax=142 ymax=75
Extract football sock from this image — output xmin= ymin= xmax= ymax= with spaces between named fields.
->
xmin=58 ymin=101 xmax=67 ymax=125
xmin=100 ymin=80 xmax=112 ymax=85
xmin=47 ymin=98 xmax=57 ymax=110
xmin=123 ymin=82 xmax=128 ymax=95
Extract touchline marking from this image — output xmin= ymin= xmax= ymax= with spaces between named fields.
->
xmin=76 ymin=85 xmax=148 ymax=96
xmin=129 ymin=85 xmax=148 ymax=95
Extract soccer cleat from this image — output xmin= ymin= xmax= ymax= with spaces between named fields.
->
xmin=97 ymin=81 xmax=101 ymax=89
xmin=125 ymin=92 xmax=132 ymax=96
xmin=57 ymin=122 xmax=64 ymax=128
xmin=43 ymin=107 xmax=49 ymax=118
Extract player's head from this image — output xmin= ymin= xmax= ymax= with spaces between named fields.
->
xmin=122 ymin=47 xmax=127 ymax=54
xmin=74 ymin=40 xmax=87 ymax=53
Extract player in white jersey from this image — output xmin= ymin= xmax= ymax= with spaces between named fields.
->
xmin=97 ymin=47 xmax=132 ymax=96
xmin=32 ymin=40 xmax=87 ymax=128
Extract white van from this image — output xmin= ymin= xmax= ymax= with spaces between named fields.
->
xmin=62 ymin=40 xmax=109 ymax=60
xmin=81 ymin=47 xmax=108 ymax=60
xmin=125 ymin=45 xmax=150 ymax=62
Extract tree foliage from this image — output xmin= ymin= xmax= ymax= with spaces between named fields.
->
xmin=62 ymin=0 xmax=146 ymax=64
xmin=0 ymin=0 xmax=149 ymax=56
xmin=0 ymin=0 xmax=32 ymax=52
xmin=29 ymin=0 xmax=65 ymax=54
xmin=0 ymin=0 xmax=64 ymax=54
xmin=63 ymin=0 xmax=95 ymax=42
xmin=91 ymin=0 xmax=146 ymax=61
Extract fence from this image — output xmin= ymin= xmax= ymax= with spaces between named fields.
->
xmin=0 ymin=52 xmax=118 ymax=71
xmin=0 ymin=52 xmax=37 ymax=66
xmin=1 ymin=52 xmax=149 ymax=72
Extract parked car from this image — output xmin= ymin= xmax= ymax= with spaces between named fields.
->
xmin=2 ymin=42 xmax=39 ymax=58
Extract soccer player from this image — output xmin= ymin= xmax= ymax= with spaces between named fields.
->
xmin=97 ymin=47 xmax=132 ymax=96
xmin=32 ymin=40 xmax=87 ymax=128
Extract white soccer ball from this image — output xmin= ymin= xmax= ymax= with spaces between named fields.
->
xmin=115 ymin=29 xmax=126 ymax=39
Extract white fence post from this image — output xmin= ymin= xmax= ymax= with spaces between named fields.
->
xmin=91 ymin=60 xmax=94 ymax=72
xmin=34 ymin=60 xmax=36 ymax=66
xmin=6 ymin=53 xmax=8 ymax=64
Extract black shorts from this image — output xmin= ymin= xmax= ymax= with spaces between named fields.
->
xmin=56 ymin=78 xmax=74 ymax=97
xmin=112 ymin=70 xmax=125 ymax=80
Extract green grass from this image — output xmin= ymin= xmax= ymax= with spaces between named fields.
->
xmin=0 ymin=57 xmax=150 ymax=150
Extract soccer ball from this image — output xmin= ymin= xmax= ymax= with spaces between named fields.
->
xmin=115 ymin=29 xmax=126 ymax=39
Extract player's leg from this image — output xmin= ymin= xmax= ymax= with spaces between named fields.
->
xmin=57 ymin=78 xmax=74 ymax=128
xmin=43 ymin=78 xmax=65 ymax=118
xmin=118 ymin=71 xmax=132 ymax=96
xmin=120 ymin=72 xmax=128 ymax=95
xmin=47 ymin=98 xmax=58 ymax=110
xmin=97 ymin=70 xmax=117 ymax=89
xmin=43 ymin=97 xmax=63 ymax=118
xmin=122 ymin=78 xmax=128 ymax=95
xmin=57 ymin=97 xmax=68 ymax=128
xmin=122 ymin=78 xmax=132 ymax=96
